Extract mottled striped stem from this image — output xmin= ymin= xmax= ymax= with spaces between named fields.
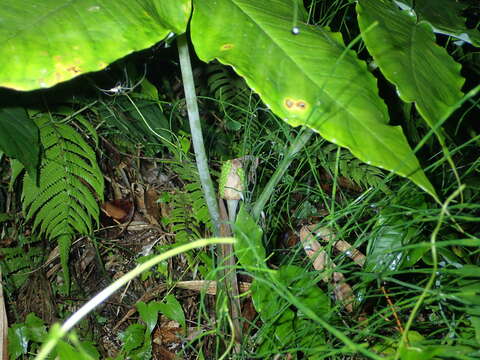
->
xmin=177 ymin=34 xmax=220 ymax=236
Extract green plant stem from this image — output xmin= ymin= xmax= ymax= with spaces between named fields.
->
xmin=177 ymin=34 xmax=221 ymax=236
xmin=226 ymin=199 xmax=239 ymax=224
xmin=34 ymin=237 xmax=235 ymax=360
xmin=393 ymin=185 xmax=465 ymax=360
xmin=252 ymin=127 xmax=314 ymax=220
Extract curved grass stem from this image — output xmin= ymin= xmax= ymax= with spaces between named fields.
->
xmin=393 ymin=185 xmax=465 ymax=360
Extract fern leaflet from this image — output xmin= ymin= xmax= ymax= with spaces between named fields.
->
xmin=164 ymin=159 xmax=212 ymax=243
xmin=207 ymin=63 xmax=255 ymax=131
xmin=320 ymin=144 xmax=390 ymax=194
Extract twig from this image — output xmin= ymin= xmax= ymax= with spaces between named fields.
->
xmin=113 ymin=280 xmax=251 ymax=331
xmin=381 ymin=286 xmax=405 ymax=336
xmin=219 ymin=199 xmax=243 ymax=345
xmin=0 ymin=269 xmax=8 ymax=360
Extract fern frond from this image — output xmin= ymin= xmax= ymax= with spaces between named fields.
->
xmin=22 ymin=116 xmax=104 ymax=289
xmin=207 ymin=63 xmax=254 ymax=129
xmin=0 ymin=245 xmax=43 ymax=289
xmin=321 ymin=144 xmax=390 ymax=193
xmin=164 ymin=160 xmax=212 ymax=243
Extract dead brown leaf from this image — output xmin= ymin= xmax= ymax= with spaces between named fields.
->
xmin=299 ymin=225 xmax=357 ymax=312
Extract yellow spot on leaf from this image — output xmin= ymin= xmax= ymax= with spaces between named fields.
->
xmin=1 ymin=82 xmax=25 ymax=90
xmin=53 ymin=61 xmax=82 ymax=82
xmin=220 ymin=43 xmax=234 ymax=51
xmin=66 ymin=66 xmax=81 ymax=74
xmin=284 ymin=98 xmax=294 ymax=109
xmin=283 ymin=97 xmax=309 ymax=112
xmin=296 ymin=101 xmax=306 ymax=109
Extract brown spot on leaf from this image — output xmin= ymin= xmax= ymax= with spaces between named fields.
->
xmin=220 ymin=43 xmax=234 ymax=51
xmin=285 ymin=98 xmax=294 ymax=108
xmin=296 ymin=101 xmax=306 ymax=109
xmin=284 ymin=97 xmax=309 ymax=112
xmin=66 ymin=66 xmax=81 ymax=74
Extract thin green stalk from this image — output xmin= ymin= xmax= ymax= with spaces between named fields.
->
xmin=394 ymin=185 xmax=465 ymax=360
xmin=328 ymin=145 xmax=341 ymax=218
xmin=177 ymin=34 xmax=221 ymax=236
xmin=252 ymin=127 xmax=314 ymax=220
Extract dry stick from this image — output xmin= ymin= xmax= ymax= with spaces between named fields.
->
xmin=381 ymin=286 xmax=405 ymax=336
xmin=218 ymin=199 xmax=243 ymax=347
xmin=113 ymin=279 xmax=251 ymax=331
xmin=299 ymin=225 xmax=356 ymax=312
xmin=0 ymin=269 xmax=8 ymax=360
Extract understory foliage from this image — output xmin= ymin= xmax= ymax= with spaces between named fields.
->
xmin=0 ymin=234 xmax=43 ymax=291
xmin=0 ymin=0 xmax=478 ymax=359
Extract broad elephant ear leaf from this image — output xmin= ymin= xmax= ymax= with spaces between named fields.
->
xmin=394 ymin=0 xmax=480 ymax=47
xmin=191 ymin=0 xmax=436 ymax=197
xmin=357 ymin=0 xmax=465 ymax=129
xmin=0 ymin=0 xmax=191 ymax=91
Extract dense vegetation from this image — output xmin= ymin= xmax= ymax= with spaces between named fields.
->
xmin=0 ymin=0 xmax=479 ymax=359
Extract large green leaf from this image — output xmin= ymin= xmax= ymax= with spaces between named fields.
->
xmin=365 ymin=217 xmax=416 ymax=273
xmin=154 ymin=295 xmax=186 ymax=330
xmin=394 ymin=0 xmax=480 ymax=47
xmin=0 ymin=108 xmax=39 ymax=178
xmin=191 ymin=0 xmax=435 ymax=196
xmin=0 ymin=0 xmax=191 ymax=91
xmin=357 ymin=0 xmax=465 ymax=128
xmin=233 ymin=205 xmax=266 ymax=269
xmin=252 ymin=265 xmax=329 ymax=355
